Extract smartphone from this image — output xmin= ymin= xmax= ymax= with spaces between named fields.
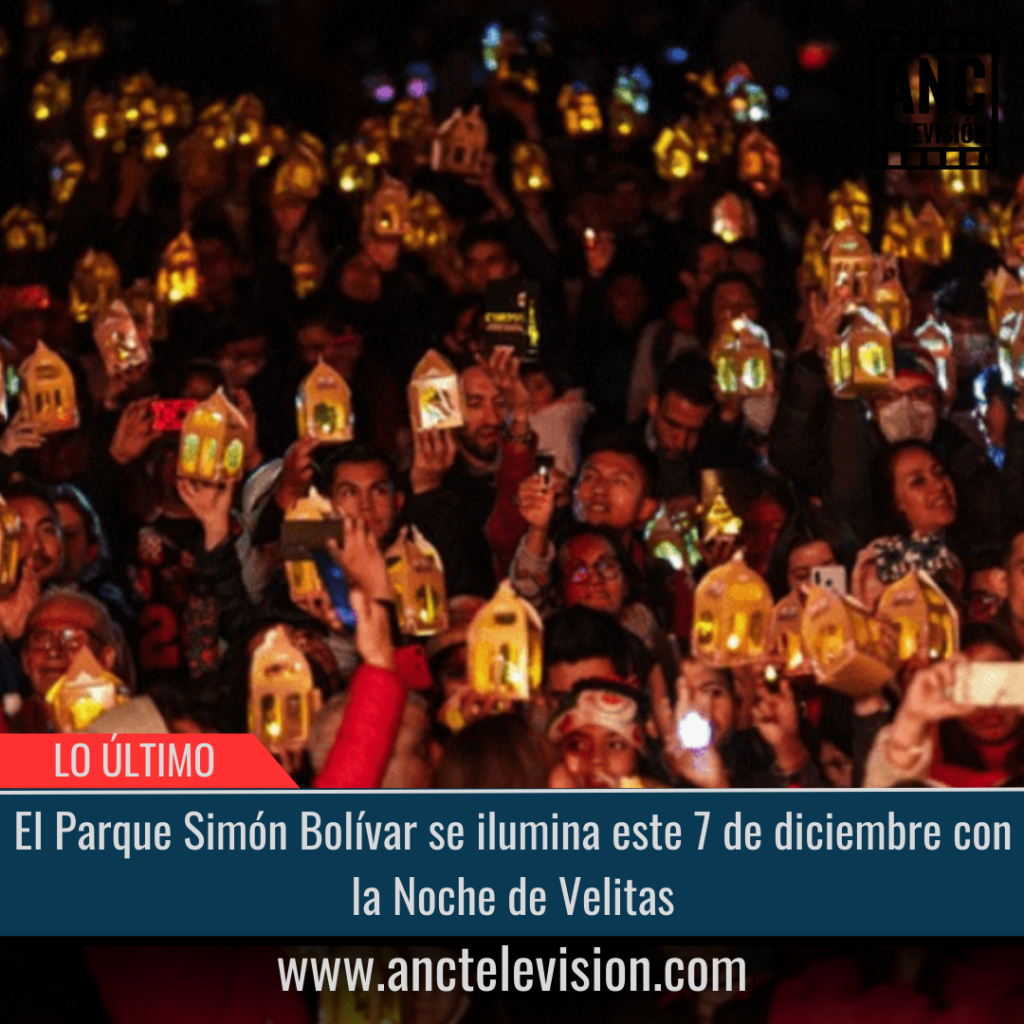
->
xmin=311 ymin=550 xmax=356 ymax=629
xmin=535 ymin=451 xmax=555 ymax=487
xmin=280 ymin=520 xmax=344 ymax=562
xmin=811 ymin=565 xmax=847 ymax=597
xmin=151 ymin=399 xmax=196 ymax=432
xmin=951 ymin=662 xmax=1024 ymax=707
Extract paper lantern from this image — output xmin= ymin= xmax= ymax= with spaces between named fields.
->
xmin=141 ymin=131 xmax=169 ymax=163
xmin=800 ymin=221 xmax=828 ymax=289
xmin=232 ymin=93 xmax=265 ymax=147
xmin=31 ymin=71 xmax=71 ymax=121
xmin=93 ymin=299 xmax=150 ymax=377
xmin=828 ymin=180 xmax=872 ymax=235
xmin=357 ymin=118 xmax=390 ymax=167
xmin=700 ymin=471 xmax=743 ymax=543
xmin=388 ymin=97 xmax=435 ymax=157
xmin=50 ymin=144 xmax=83 ymax=205
xmin=178 ymin=387 xmax=247 ymax=483
xmin=84 ymin=90 xmax=124 ymax=144
xmin=364 ymin=176 xmax=410 ymax=240
xmin=332 ymin=142 xmax=374 ymax=194
xmin=828 ymin=306 xmax=894 ymax=396
xmin=283 ymin=489 xmax=333 ymax=607
xmin=47 ymin=25 xmax=72 ymax=64
xmin=938 ymin=146 xmax=988 ymax=199
xmin=119 ymin=73 xmax=157 ymax=128
xmin=467 ymin=580 xmax=543 ymax=699
xmin=296 ymin=359 xmax=353 ymax=443
xmin=737 ymin=130 xmax=780 ymax=197
xmin=870 ymin=257 xmax=911 ymax=334
xmin=404 ymin=192 xmax=449 ymax=252
xmin=826 ymin=226 xmax=873 ymax=304
xmin=771 ymin=591 xmax=807 ymax=674
xmin=653 ymin=123 xmax=697 ymax=183
xmin=45 ymin=648 xmax=124 ymax=733
xmin=908 ymin=201 xmax=952 ymax=266
xmin=607 ymin=97 xmax=641 ymax=139
xmin=723 ymin=63 xmax=769 ymax=124
xmin=692 ymin=554 xmax=773 ymax=666
xmin=880 ymin=206 xmax=910 ymax=260
xmin=249 ymin=627 xmax=319 ymax=748
xmin=709 ymin=315 xmax=773 ymax=396
xmin=877 ymin=570 xmax=958 ymax=664
xmin=195 ymin=100 xmax=235 ymax=150
xmin=800 ymin=585 xmax=896 ymax=697
xmin=692 ymin=112 xmax=726 ymax=163
xmin=274 ymin=143 xmax=327 ymax=202
xmin=558 ymin=85 xmax=603 ymax=137
xmin=19 ymin=341 xmax=78 ymax=434
xmin=386 ymin=525 xmax=449 ymax=637
xmin=511 ymin=143 xmax=552 ymax=194
xmin=124 ymin=278 xmax=167 ymax=342
xmin=2 ymin=207 xmax=47 ymax=253
xmin=156 ymin=87 xmax=192 ymax=131
xmin=984 ymin=266 xmax=1024 ymax=337
xmin=915 ymin=316 xmax=955 ymax=398
xmin=431 ymin=106 xmax=487 ymax=176
xmin=711 ymin=192 xmax=756 ymax=244
xmin=407 ymin=349 xmax=464 ymax=432
xmin=69 ymin=250 xmax=121 ymax=324
xmin=643 ymin=504 xmax=700 ymax=572
xmin=156 ymin=231 xmax=199 ymax=305
xmin=0 ymin=495 xmax=21 ymax=596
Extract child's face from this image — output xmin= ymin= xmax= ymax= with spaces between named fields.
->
xmin=523 ymin=370 xmax=556 ymax=412
xmin=561 ymin=724 xmax=636 ymax=788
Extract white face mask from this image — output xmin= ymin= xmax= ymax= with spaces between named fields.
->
xmin=876 ymin=396 xmax=938 ymax=443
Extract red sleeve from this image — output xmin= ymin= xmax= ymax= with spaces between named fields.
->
xmin=313 ymin=663 xmax=407 ymax=789
xmin=487 ymin=436 xmax=538 ymax=579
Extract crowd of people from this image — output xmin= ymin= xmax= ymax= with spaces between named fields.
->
xmin=1 ymin=4 xmax=1023 ymax=792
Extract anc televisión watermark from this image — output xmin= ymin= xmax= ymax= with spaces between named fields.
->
xmin=870 ymin=31 xmax=997 ymax=171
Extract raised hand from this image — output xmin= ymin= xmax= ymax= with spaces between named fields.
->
xmin=176 ymin=478 xmax=233 ymax=551
xmin=410 ymin=429 xmax=457 ymax=495
xmin=109 ymin=398 xmax=159 ymax=466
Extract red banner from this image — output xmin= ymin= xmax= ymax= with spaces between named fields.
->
xmin=0 ymin=734 xmax=297 ymax=788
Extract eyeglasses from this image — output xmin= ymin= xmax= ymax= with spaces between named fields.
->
xmin=565 ymin=558 xmax=623 ymax=585
xmin=26 ymin=626 xmax=104 ymax=655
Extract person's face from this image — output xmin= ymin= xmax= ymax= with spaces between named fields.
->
xmin=686 ymin=662 xmax=736 ymax=744
xmin=462 ymin=241 xmax=515 ymax=295
xmin=1005 ymin=535 xmax=1024 ymax=631
xmin=966 ymin=567 xmax=1007 ymax=624
xmin=787 ymin=540 xmax=837 ymax=593
xmin=296 ymin=323 xmax=363 ymax=379
xmin=891 ymin=447 xmax=956 ymax=535
xmin=871 ymin=375 xmax=941 ymax=430
xmin=560 ymin=534 xmax=626 ymax=616
xmin=960 ymin=641 xmax=1022 ymax=744
xmin=216 ymin=336 xmax=267 ymax=390
xmin=523 ymin=370 xmax=556 ymax=413
xmin=561 ymin=724 xmax=636 ymax=788
xmin=694 ymin=242 xmax=729 ymax=295
xmin=574 ymin=451 xmax=653 ymax=532
xmin=711 ymin=280 xmax=758 ymax=330
xmin=984 ymin=394 xmax=1009 ymax=450
xmin=607 ymin=273 xmax=648 ymax=330
xmin=740 ymin=495 xmax=786 ymax=576
xmin=457 ymin=366 xmax=506 ymax=463
xmin=648 ymin=391 xmax=712 ymax=459
xmin=55 ymin=500 xmax=97 ymax=583
xmin=819 ymin=739 xmax=854 ymax=788
xmin=546 ymin=655 xmax=618 ymax=701
xmin=10 ymin=496 xmax=64 ymax=583
xmin=329 ymin=460 xmax=401 ymax=541
xmin=196 ymin=238 xmax=240 ymax=304
xmin=22 ymin=596 xmax=114 ymax=696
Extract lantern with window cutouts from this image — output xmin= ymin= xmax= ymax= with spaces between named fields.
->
xmin=692 ymin=554 xmax=773 ymax=666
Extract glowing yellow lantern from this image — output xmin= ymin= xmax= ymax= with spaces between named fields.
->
xmin=826 ymin=226 xmax=873 ymax=304
xmin=467 ymin=580 xmax=543 ymax=700
xmin=156 ymin=231 xmax=200 ymax=305
xmin=700 ymin=471 xmax=743 ymax=543
xmin=45 ymin=648 xmax=124 ymax=733
xmin=357 ymin=118 xmax=390 ymax=167
xmin=653 ymin=123 xmax=697 ymax=182
xmin=984 ymin=266 xmax=1024 ymax=337
xmin=408 ymin=349 xmax=464 ymax=432
xmin=331 ymin=142 xmax=374 ymax=194
xmin=870 ymin=257 xmax=911 ymax=334
xmin=737 ymin=130 xmax=781 ymax=197
xmin=828 ymin=180 xmax=872 ymax=235
xmin=709 ymin=315 xmax=773 ymax=396
xmin=178 ymin=387 xmax=247 ymax=483
xmin=0 ymin=495 xmax=21 ymax=596
xmin=829 ymin=306 xmax=894 ymax=396
xmin=386 ymin=525 xmax=449 ymax=637
xmin=156 ymin=87 xmax=192 ymax=130
xmin=880 ymin=206 xmax=910 ymax=260
xmin=296 ymin=359 xmax=353 ymax=443
xmin=431 ymin=106 xmax=487 ymax=176
xmin=69 ymin=250 xmax=121 ymax=324
xmin=365 ymin=175 xmax=410 ymax=240
xmin=249 ymin=627 xmax=320 ymax=748
xmin=711 ymin=192 xmax=756 ymax=244
xmin=771 ymin=591 xmax=807 ymax=674
xmin=232 ymin=93 xmax=265 ymax=147
xmin=800 ymin=585 xmax=897 ymax=697
xmin=939 ymin=145 xmax=988 ymax=200
xmin=93 ymin=299 xmax=151 ymax=377
xmin=283 ymin=489 xmax=333 ymax=608
xmin=388 ymin=97 xmax=435 ymax=156
xmin=274 ymin=143 xmax=327 ymax=202
xmin=915 ymin=316 xmax=955 ymax=398
xmin=692 ymin=112 xmax=723 ymax=163
xmin=908 ymin=201 xmax=952 ymax=266
xmin=404 ymin=192 xmax=449 ymax=252
xmin=84 ymin=90 xmax=124 ymax=144
xmin=19 ymin=341 xmax=78 ymax=434
xmin=800 ymin=221 xmax=828 ymax=289
xmin=692 ymin=554 xmax=773 ymax=666
xmin=195 ymin=100 xmax=235 ymax=150
xmin=72 ymin=25 xmax=105 ymax=61
xmin=119 ymin=73 xmax=156 ymax=128
xmin=31 ymin=71 xmax=71 ymax=121
xmin=608 ymin=97 xmax=640 ymax=139
xmin=50 ymin=143 xmax=83 ymax=205
xmin=558 ymin=85 xmax=603 ymax=137
xmin=141 ymin=130 xmax=169 ymax=163
xmin=289 ymin=237 xmax=320 ymax=299
xmin=2 ymin=207 xmax=47 ymax=253
xmin=47 ymin=25 xmax=72 ymax=64
xmin=643 ymin=504 xmax=700 ymax=572
xmin=877 ymin=571 xmax=958 ymax=664
xmin=512 ymin=143 xmax=553 ymax=193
